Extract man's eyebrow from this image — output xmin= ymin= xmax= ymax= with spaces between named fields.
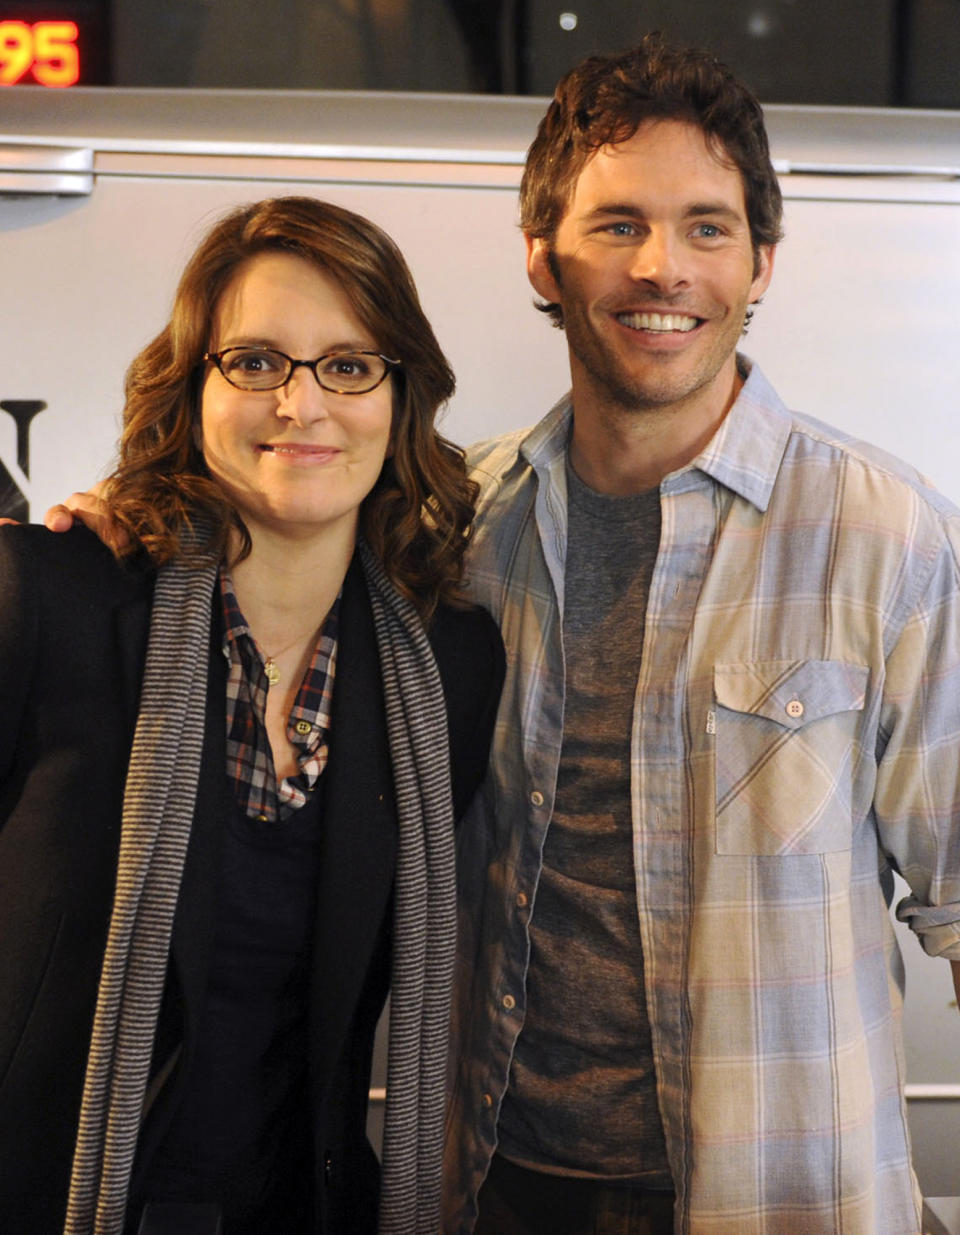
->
xmin=583 ymin=202 xmax=647 ymax=221
xmin=581 ymin=201 xmax=747 ymax=224
xmin=684 ymin=202 xmax=745 ymax=223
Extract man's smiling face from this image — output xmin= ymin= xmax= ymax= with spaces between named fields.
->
xmin=526 ymin=118 xmax=774 ymax=422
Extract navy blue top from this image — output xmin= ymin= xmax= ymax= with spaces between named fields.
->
xmin=133 ymin=785 xmax=324 ymax=1233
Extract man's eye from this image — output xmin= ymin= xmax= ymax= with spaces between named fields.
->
xmin=693 ymin=223 xmax=722 ymax=239
xmin=606 ymin=222 xmax=637 ymax=237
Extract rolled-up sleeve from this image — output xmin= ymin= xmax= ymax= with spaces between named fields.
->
xmin=877 ymin=511 xmax=960 ymax=960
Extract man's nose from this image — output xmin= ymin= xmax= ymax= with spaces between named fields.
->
xmin=627 ymin=228 xmax=689 ymax=291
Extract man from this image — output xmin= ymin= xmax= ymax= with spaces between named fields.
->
xmin=446 ymin=34 xmax=960 ymax=1235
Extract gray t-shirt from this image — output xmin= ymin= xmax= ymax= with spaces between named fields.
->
xmin=496 ymin=459 xmax=671 ymax=1184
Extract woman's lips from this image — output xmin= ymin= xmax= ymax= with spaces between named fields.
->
xmin=258 ymin=443 xmax=340 ymax=462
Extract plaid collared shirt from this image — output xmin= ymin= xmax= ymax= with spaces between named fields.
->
xmin=445 ymin=358 xmax=960 ymax=1235
xmin=220 ymin=567 xmax=338 ymax=822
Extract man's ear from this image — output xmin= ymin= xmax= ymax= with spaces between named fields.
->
xmin=525 ymin=235 xmax=562 ymax=303
xmin=750 ymin=244 xmax=776 ymax=302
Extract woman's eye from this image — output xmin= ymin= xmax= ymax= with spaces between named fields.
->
xmin=226 ymin=349 xmax=283 ymax=373
xmin=323 ymin=354 xmax=371 ymax=377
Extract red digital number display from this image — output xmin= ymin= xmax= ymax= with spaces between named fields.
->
xmin=0 ymin=19 xmax=80 ymax=87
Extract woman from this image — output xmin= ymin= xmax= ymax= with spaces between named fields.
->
xmin=0 ymin=197 xmax=503 ymax=1235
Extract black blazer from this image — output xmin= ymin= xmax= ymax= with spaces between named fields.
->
xmin=0 ymin=526 xmax=504 ymax=1235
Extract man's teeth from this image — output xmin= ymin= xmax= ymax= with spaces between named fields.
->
xmin=618 ymin=312 xmax=699 ymax=332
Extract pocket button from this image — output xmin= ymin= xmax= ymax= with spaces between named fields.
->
xmin=785 ymin=699 xmax=804 ymax=719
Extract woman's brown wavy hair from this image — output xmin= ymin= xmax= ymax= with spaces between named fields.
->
xmin=105 ymin=196 xmax=473 ymax=621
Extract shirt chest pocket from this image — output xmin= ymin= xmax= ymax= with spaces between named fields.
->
xmin=713 ymin=660 xmax=869 ymax=856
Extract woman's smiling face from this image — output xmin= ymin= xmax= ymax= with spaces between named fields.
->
xmin=200 ymin=250 xmax=394 ymax=546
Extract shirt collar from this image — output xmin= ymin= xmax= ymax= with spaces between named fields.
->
xmin=517 ymin=356 xmax=793 ymax=514
xmin=678 ymin=356 xmax=793 ymax=513
xmin=220 ymin=565 xmax=251 ymax=652
xmin=519 ymin=392 xmax=574 ymax=475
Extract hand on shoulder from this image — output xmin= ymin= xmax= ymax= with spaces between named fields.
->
xmin=0 ymin=484 xmax=127 ymax=548
xmin=43 ymin=484 xmax=128 ymax=551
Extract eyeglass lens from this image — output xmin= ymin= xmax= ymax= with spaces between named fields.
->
xmin=216 ymin=347 xmax=391 ymax=393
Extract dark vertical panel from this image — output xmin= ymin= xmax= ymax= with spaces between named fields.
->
xmin=907 ymin=0 xmax=960 ymax=106
xmin=520 ymin=0 xmax=896 ymax=104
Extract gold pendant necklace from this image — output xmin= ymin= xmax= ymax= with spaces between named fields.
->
xmin=260 ymin=624 xmax=319 ymax=688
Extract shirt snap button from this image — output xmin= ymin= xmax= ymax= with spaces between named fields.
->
xmin=786 ymin=699 xmax=804 ymax=719
xmin=502 ymin=994 xmax=516 ymax=1010
xmin=530 ymin=790 xmax=545 ymax=807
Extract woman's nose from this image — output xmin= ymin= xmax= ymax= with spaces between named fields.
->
xmin=275 ymin=366 xmax=331 ymax=427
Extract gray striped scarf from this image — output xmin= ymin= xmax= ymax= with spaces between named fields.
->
xmin=64 ymin=530 xmax=456 ymax=1235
